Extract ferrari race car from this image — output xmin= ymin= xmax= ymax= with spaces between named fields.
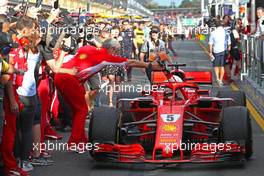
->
xmin=88 ymin=64 xmax=253 ymax=164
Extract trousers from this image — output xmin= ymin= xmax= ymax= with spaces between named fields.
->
xmin=54 ymin=73 xmax=88 ymax=145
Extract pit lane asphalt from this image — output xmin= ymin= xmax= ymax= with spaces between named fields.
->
xmin=31 ymin=39 xmax=264 ymax=176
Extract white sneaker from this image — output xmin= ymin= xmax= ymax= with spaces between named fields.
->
xmin=216 ymin=80 xmax=224 ymax=87
xmin=219 ymin=80 xmax=224 ymax=87
xmin=20 ymin=160 xmax=34 ymax=172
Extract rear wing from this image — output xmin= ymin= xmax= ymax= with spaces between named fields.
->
xmin=184 ymin=71 xmax=212 ymax=85
xmin=151 ymin=70 xmax=213 ymax=85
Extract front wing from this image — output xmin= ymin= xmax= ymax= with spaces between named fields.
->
xmin=91 ymin=143 xmax=246 ymax=163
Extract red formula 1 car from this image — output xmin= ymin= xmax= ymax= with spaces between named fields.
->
xmin=88 ymin=64 xmax=253 ymax=164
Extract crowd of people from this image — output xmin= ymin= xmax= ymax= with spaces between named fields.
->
xmin=0 ymin=1 xmax=176 ymax=176
xmin=1 ymin=0 xmax=263 ymax=175
xmin=208 ymin=7 xmax=264 ymax=87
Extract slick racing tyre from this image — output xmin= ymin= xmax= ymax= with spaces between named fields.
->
xmin=220 ymin=106 xmax=253 ymax=160
xmin=217 ymin=90 xmax=246 ymax=107
xmin=116 ymin=92 xmax=142 ymax=123
xmin=89 ymin=107 xmax=120 ymax=157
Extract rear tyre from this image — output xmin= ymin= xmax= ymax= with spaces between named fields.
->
xmin=220 ymin=106 xmax=253 ymax=160
xmin=217 ymin=90 xmax=246 ymax=106
xmin=116 ymin=92 xmax=142 ymax=123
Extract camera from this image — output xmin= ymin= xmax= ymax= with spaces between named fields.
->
xmin=0 ymin=32 xmax=18 ymax=56
xmin=85 ymin=33 xmax=94 ymax=41
xmin=46 ymin=9 xmax=80 ymax=55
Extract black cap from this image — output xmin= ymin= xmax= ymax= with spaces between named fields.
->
xmin=150 ymin=26 xmax=160 ymax=34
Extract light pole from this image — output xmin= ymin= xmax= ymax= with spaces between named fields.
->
xmin=251 ymin=0 xmax=256 ymax=32
xmin=215 ymin=0 xmax=219 ymax=17
xmin=208 ymin=0 xmax=212 ymax=17
xmin=201 ymin=0 xmax=204 ymax=27
xmin=235 ymin=0 xmax=239 ymax=18
xmin=87 ymin=0 xmax=91 ymax=13
xmin=112 ymin=0 xmax=115 ymax=15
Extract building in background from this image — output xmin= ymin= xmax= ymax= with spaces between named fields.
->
xmin=27 ymin=0 xmax=127 ymax=15
xmin=151 ymin=7 xmax=200 ymax=25
xmin=205 ymin=0 xmax=264 ymax=32
xmin=206 ymin=0 xmax=240 ymax=18
xmin=127 ymin=0 xmax=153 ymax=17
xmin=22 ymin=0 xmax=152 ymax=17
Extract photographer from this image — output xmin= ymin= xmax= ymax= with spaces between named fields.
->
xmin=37 ymin=8 xmax=72 ymax=141
xmin=38 ymin=8 xmax=76 ymax=75
xmin=140 ymin=26 xmax=172 ymax=82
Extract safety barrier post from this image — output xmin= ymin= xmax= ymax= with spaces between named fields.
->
xmin=260 ymin=39 xmax=264 ymax=88
xmin=241 ymin=35 xmax=248 ymax=77
xmin=256 ymin=38 xmax=261 ymax=85
xmin=250 ymin=37 xmax=256 ymax=80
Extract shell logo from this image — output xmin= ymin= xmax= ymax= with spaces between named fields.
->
xmin=79 ymin=54 xmax=87 ymax=60
xmin=162 ymin=124 xmax=177 ymax=132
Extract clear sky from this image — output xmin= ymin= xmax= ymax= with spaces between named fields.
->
xmin=153 ymin=0 xmax=183 ymax=6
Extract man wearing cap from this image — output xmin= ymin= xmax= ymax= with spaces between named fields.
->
xmin=140 ymin=26 xmax=172 ymax=82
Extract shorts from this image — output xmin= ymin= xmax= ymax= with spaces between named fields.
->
xmin=86 ymin=73 xmax=101 ymax=91
xmin=230 ymin=49 xmax=240 ymax=61
xmin=213 ymin=51 xmax=225 ymax=67
xmin=19 ymin=95 xmax=37 ymax=124
xmin=122 ymin=50 xmax=133 ymax=60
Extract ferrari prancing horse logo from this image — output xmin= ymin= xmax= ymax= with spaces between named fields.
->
xmin=162 ymin=124 xmax=177 ymax=132
xmin=79 ymin=54 xmax=87 ymax=60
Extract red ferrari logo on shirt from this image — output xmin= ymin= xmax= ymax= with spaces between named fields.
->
xmin=79 ymin=54 xmax=87 ymax=60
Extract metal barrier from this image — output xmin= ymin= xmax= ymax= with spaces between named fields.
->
xmin=241 ymin=35 xmax=264 ymax=88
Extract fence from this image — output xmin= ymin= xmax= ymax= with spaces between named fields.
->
xmin=241 ymin=35 xmax=264 ymax=88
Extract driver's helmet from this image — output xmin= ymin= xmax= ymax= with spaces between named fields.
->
xmin=167 ymin=75 xmax=183 ymax=83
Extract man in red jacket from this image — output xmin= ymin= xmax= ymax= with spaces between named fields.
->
xmin=54 ymin=38 xmax=163 ymax=148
